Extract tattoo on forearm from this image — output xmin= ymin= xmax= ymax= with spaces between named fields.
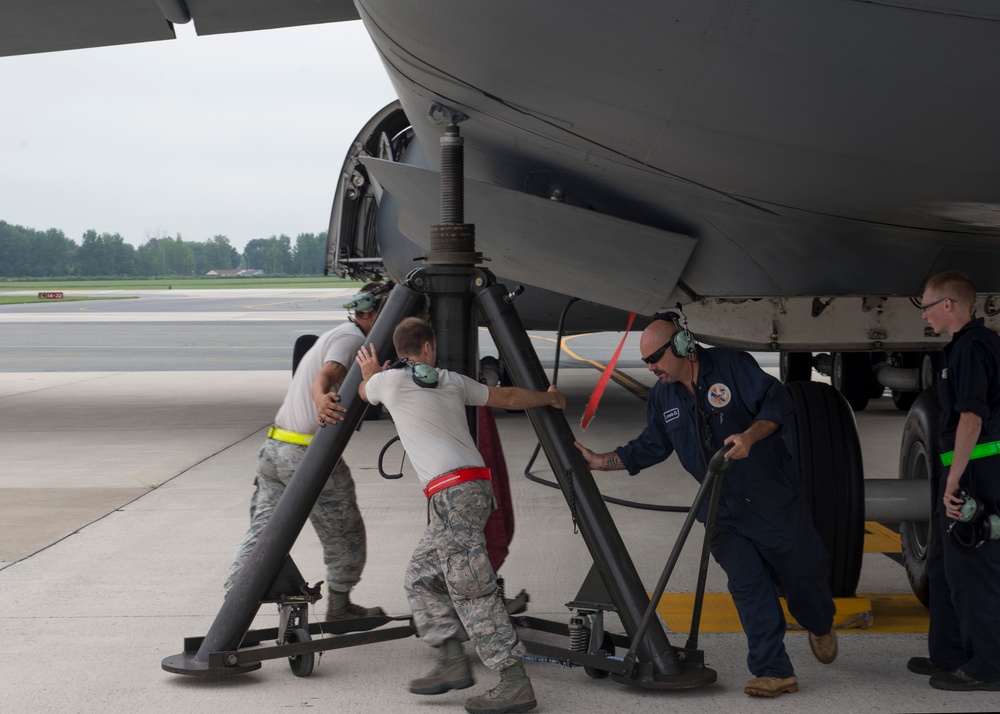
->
xmin=603 ymin=453 xmax=622 ymax=470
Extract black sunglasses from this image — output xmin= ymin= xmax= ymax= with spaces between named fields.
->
xmin=642 ymin=340 xmax=673 ymax=365
xmin=918 ymin=296 xmax=952 ymax=312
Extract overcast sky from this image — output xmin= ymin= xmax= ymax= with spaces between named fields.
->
xmin=0 ymin=20 xmax=396 ymax=251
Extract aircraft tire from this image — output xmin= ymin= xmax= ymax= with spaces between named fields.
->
xmin=784 ymin=381 xmax=864 ymax=598
xmin=897 ymin=390 xmax=939 ymax=608
xmin=779 ymin=351 xmax=812 ymax=383
xmin=891 ymin=389 xmax=918 ymax=411
xmin=832 ymin=352 xmax=871 ymax=411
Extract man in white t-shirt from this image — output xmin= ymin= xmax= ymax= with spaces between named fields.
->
xmin=224 ymin=283 xmax=387 ymax=621
xmin=357 ymin=317 xmax=565 ymax=714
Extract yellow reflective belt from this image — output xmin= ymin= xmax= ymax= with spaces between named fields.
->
xmin=940 ymin=440 xmax=1000 ymax=467
xmin=267 ymin=426 xmax=313 ymax=446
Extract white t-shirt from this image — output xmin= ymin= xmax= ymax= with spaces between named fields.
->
xmin=273 ymin=321 xmax=366 ymax=434
xmin=365 ymin=366 xmax=490 ymax=485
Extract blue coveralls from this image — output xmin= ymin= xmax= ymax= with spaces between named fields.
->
xmin=929 ymin=317 xmax=1000 ymax=682
xmin=615 ymin=347 xmax=834 ymax=678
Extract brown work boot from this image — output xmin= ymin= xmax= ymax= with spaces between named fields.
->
xmin=464 ymin=659 xmax=537 ymax=714
xmin=325 ymin=588 xmax=385 ymax=621
xmin=745 ymin=675 xmax=799 ymax=697
xmin=809 ymin=629 xmax=838 ymax=664
xmin=409 ymin=638 xmax=474 ymax=695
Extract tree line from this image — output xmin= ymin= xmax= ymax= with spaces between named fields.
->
xmin=0 ymin=220 xmax=329 ymax=278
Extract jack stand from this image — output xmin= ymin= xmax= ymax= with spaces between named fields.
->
xmin=162 ymin=119 xmax=716 ymax=690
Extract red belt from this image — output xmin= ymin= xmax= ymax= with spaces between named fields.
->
xmin=423 ymin=467 xmax=491 ymax=499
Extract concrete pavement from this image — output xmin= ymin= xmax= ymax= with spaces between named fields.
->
xmin=0 ymin=361 xmax=992 ymax=713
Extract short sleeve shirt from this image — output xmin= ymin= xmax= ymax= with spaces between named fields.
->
xmin=273 ymin=321 xmax=366 ymax=434
xmin=365 ymin=366 xmax=490 ymax=485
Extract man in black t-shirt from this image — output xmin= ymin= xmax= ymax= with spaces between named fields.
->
xmin=907 ymin=271 xmax=1000 ymax=692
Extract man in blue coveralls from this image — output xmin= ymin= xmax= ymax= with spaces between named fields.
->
xmin=575 ymin=313 xmax=837 ymax=697
xmin=907 ymin=271 xmax=1000 ymax=692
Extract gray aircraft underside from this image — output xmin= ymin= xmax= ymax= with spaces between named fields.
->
xmin=4 ymin=0 xmax=1000 ymax=348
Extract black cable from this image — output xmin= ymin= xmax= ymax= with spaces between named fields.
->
xmin=522 ymin=297 xmax=690 ymax=513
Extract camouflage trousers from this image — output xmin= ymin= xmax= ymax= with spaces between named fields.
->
xmin=405 ymin=478 xmax=525 ymax=670
xmin=224 ymin=437 xmax=367 ymax=593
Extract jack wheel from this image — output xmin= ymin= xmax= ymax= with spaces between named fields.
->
xmin=286 ymin=627 xmax=314 ymax=677
xmin=584 ymin=633 xmax=615 ymax=679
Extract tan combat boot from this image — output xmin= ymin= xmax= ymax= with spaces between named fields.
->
xmin=409 ymin=638 xmax=474 ymax=695
xmin=325 ymin=588 xmax=385 ymax=621
xmin=464 ymin=659 xmax=537 ymax=714
xmin=745 ymin=675 xmax=799 ymax=697
xmin=809 ymin=629 xmax=838 ymax=664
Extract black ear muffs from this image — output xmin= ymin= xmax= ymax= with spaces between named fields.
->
xmin=390 ymin=359 xmax=439 ymax=388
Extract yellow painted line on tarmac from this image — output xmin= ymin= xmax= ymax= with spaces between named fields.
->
xmin=864 ymin=521 xmax=903 ymax=553
xmin=656 ymin=592 xmax=927 ymax=633
xmin=530 ymin=333 xmax=650 ymax=400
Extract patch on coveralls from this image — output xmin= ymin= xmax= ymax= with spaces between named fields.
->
xmin=708 ymin=383 xmax=731 ymax=408
xmin=663 ymin=407 xmax=680 ymax=423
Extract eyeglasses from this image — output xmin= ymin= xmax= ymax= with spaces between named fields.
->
xmin=919 ymin=296 xmax=953 ymax=312
xmin=642 ymin=340 xmax=673 ymax=365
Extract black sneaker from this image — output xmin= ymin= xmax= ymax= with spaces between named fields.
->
xmin=929 ymin=669 xmax=1000 ymax=691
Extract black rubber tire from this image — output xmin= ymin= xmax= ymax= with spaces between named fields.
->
xmin=287 ymin=627 xmax=315 ymax=678
xmin=779 ymin=352 xmax=812 ymax=383
xmin=891 ymin=389 xmax=918 ymax=412
xmin=832 ymin=352 xmax=871 ymax=412
xmin=784 ymin=381 xmax=865 ymax=598
xmin=920 ymin=351 xmax=945 ymax=391
xmin=898 ymin=389 xmax=939 ymax=608
xmin=584 ymin=633 xmax=615 ymax=679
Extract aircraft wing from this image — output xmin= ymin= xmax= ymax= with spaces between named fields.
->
xmin=0 ymin=0 xmax=360 ymax=57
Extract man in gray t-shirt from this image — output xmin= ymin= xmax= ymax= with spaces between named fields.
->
xmin=224 ymin=283 xmax=387 ymax=622
xmin=358 ymin=316 xmax=564 ymax=714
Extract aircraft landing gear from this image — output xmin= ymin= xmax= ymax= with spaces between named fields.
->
xmin=897 ymin=390 xmax=942 ymax=606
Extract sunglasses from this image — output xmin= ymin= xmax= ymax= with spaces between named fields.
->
xmin=642 ymin=340 xmax=673 ymax=365
xmin=918 ymin=296 xmax=952 ymax=312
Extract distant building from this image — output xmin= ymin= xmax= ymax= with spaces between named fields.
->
xmin=205 ymin=269 xmax=264 ymax=277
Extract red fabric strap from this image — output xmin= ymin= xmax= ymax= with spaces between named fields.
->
xmin=423 ymin=467 xmax=492 ymax=499
xmin=581 ymin=311 xmax=636 ymax=430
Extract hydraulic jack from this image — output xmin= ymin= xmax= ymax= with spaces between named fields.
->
xmin=162 ymin=118 xmax=722 ymax=690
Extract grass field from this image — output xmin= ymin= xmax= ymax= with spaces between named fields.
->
xmin=0 ymin=276 xmax=367 ymax=305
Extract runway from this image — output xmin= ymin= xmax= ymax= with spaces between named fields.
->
xmin=0 ymin=289 xmax=985 ymax=713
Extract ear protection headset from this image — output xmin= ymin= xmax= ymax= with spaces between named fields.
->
xmin=653 ymin=304 xmax=697 ymax=359
xmin=390 ymin=358 xmax=439 ymax=388
xmin=342 ymin=281 xmax=395 ymax=313
xmin=948 ymin=489 xmax=1000 ymax=548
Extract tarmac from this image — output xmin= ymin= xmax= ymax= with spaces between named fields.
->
xmin=0 ymin=289 xmax=992 ymax=713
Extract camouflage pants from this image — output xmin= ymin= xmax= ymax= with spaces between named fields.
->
xmin=404 ymin=479 xmax=525 ymax=670
xmin=224 ymin=437 xmax=367 ymax=593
